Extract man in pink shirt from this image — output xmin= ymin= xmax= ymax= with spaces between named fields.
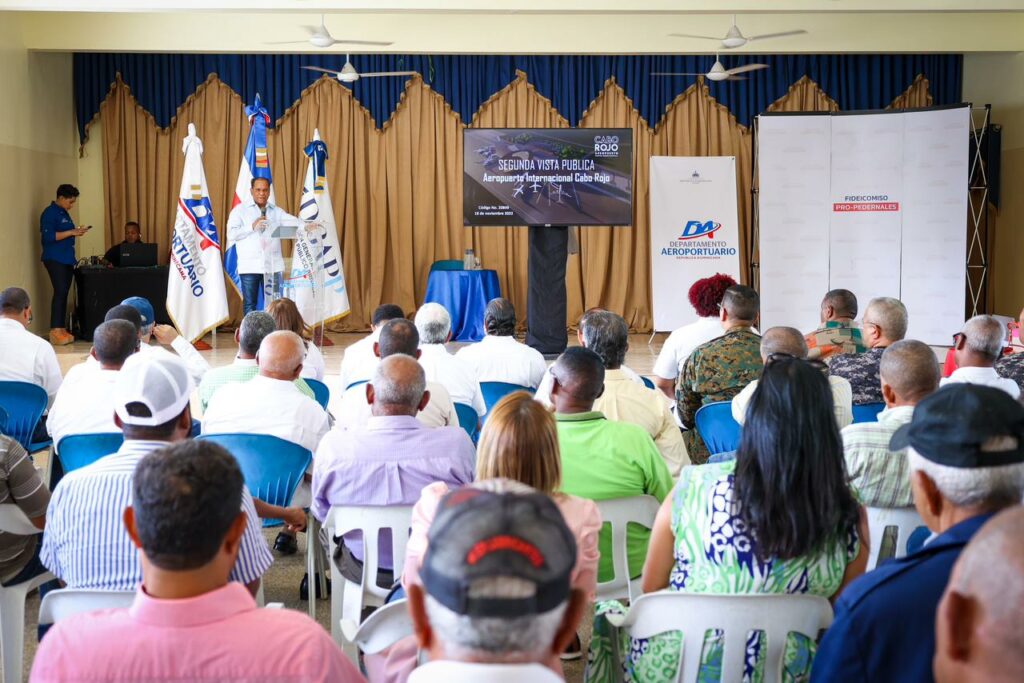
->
xmin=31 ymin=440 xmax=362 ymax=683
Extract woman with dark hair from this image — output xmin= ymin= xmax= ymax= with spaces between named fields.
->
xmin=587 ymin=356 xmax=868 ymax=683
xmin=266 ymin=297 xmax=325 ymax=381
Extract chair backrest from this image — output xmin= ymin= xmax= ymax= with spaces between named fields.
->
xmin=346 ymin=379 xmax=369 ymax=392
xmin=430 ymin=259 xmax=464 ymax=271
xmin=0 ymin=406 xmax=8 ymax=434
xmin=38 ymin=588 xmax=136 ymax=626
xmin=0 ymin=381 xmax=49 ymax=451
xmin=0 ymin=504 xmax=43 ymax=536
xmin=190 ymin=418 xmax=202 ymax=438
xmin=480 ymin=382 xmax=535 ymax=420
xmin=453 ymin=402 xmax=478 ymax=441
xmin=865 ymin=506 xmax=926 ymax=570
xmin=694 ymin=401 xmax=742 ymax=456
xmin=594 ymin=496 xmax=661 ymax=602
xmin=852 ymin=402 xmax=885 ymax=424
xmin=350 ymin=598 xmax=415 ymax=655
xmin=56 ymin=433 xmax=125 ymax=473
xmin=306 ymin=378 xmax=331 ymax=409
xmin=615 ymin=592 xmax=834 ymax=683
xmin=640 ymin=375 xmax=656 ymax=390
xmin=196 ymin=434 xmax=312 ymax=509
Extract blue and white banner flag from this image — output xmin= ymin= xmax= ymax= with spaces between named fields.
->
xmin=167 ymin=123 xmax=230 ymax=342
xmin=285 ymin=129 xmax=351 ymax=326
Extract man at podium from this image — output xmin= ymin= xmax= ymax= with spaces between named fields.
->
xmin=226 ymin=177 xmax=302 ymax=315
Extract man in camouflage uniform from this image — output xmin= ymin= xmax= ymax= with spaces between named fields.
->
xmin=805 ymin=289 xmax=867 ymax=363
xmin=830 ymin=296 xmax=908 ymax=405
xmin=677 ymin=285 xmax=763 ymax=463
xmin=994 ymin=352 xmax=1024 ymax=397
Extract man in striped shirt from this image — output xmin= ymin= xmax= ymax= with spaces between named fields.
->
xmin=841 ymin=340 xmax=940 ymax=507
xmin=40 ymin=354 xmax=273 ymax=593
xmin=0 ymin=435 xmax=50 ymax=585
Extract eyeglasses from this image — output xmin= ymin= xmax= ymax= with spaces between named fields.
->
xmin=952 ymin=332 xmax=965 ymax=345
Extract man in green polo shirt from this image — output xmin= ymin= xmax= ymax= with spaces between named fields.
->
xmin=550 ymin=347 xmax=674 ymax=583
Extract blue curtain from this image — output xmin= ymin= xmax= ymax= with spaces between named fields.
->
xmin=74 ymin=53 xmax=962 ymax=144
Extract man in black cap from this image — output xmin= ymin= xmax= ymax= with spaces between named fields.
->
xmin=406 ymin=488 xmax=586 ymax=682
xmin=811 ymin=384 xmax=1024 ymax=683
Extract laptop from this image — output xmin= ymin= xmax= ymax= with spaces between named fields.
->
xmin=118 ymin=243 xmax=158 ymax=267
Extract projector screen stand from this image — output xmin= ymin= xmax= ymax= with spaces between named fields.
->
xmin=526 ymin=225 xmax=568 ymax=358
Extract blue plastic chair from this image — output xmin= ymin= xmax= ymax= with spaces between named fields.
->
xmin=694 ymin=401 xmax=742 ymax=457
xmin=190 ymin=419 xmax=202 ymax=438
xmin=57 ymin=433 xmax=125 ymax=473
xmin=0 ymin=381 xmax=50 ymax=452
xmin=0 ymin=406 xmax=8 ymax=435
xmin=196 ymin=434 xmax=312 ymax=528
xmin=852 ymin=402 xmax=886 ymax=424
xmin=453 ymin=403 xmax=479 ymax=442
xmin=345 ymin=380 xmax=368 ymax=392
xmin=480 ymin=382 xmax=535 ymax=422
xmin=430 ymin=260 xmax=464 ymax=272
xmin=306 ymin=379 xmax=331 ymax=409
xmin=640 ymin=375 xmax=656 ymax=390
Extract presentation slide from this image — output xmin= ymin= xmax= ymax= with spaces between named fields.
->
xmin=463 ymin=128 xmax=633 ymax=226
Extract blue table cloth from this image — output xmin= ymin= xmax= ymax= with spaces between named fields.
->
xmin=424 ymin=269 xmax=501 ymax=342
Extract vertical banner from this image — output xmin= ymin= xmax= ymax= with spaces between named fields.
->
xmin=650 ymin=157 xmax=741 ymax=332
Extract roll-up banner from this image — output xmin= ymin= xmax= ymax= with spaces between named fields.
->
xmin=650 ymin=156 xmax=742 ymax=332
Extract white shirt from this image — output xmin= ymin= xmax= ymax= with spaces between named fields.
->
xmin=339 ymin=330 xmax=379 ymax=390
xmin=535 ymin=362 xmax=644 ymax=406
xmin=0 ymin=318 xmax=62 ymax=407
xmin=417 ymin=343 xmax=486 ymax=416
xmin=47 ymin=363 xmax=121 ymax=446
xmin=652 ymin=316 xmax=725 ymax=380
xmin=202 ymin=375 xmax=330 ymax=452
xmin=455 ymin=334 xmax=546 ymax=389
xmin=225 ymin=199 xmax=301 ymax=275
xmin=942 ymin=366 xmax=1022 ymax=399
xmin=732 ymin=375 xmax=854 ymax=429
xmin=330 ymin=380 xmax=457 ymax=429
xmin=84 ymin=338 xmax=209 ymax=386
xmin=409 ymin=661 xmax=562 ymax=683
xmin=300 ymin=341 xmax=326 ymax=382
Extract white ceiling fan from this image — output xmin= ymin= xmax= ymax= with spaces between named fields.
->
xmin=301 ymin=55 xmax=417 ymax=83
xmin=651 ymin=56 xmax=769 ymax=82
xmin=265 ymin=14 xmax=392 ymax=48
xmin=670 ymin=15 xmax=806 ymax=49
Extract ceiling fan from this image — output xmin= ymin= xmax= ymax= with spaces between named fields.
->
xmin=651 ymin=56 xmax=769 ymax=82
xmin=670 ymin=15 xmax=806 ymax=49
xmin=301 ymin=56 xmax=417 ymax=83
xmin=265 ymin=14 xmax=392 ymax=48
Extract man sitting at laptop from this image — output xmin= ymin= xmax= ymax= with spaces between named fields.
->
xmin=104 ymin=221 xmax=153 ymax=267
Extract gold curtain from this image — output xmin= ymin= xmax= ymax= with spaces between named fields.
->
xmin=888 ymin=75 xmax=933 ymax=110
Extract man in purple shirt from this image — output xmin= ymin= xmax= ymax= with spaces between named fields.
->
xmin=313 ymin=351 xmax=476 ymax=584
xmin=31 ymin=440 xmax=361 ymax=683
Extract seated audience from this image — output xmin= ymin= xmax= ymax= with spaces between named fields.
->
xmin=41 ymin=354 xmax=273 ymax=593
xmin=812 ymin=384 xmax=1024 ymax=683
xmin=732 ymin=326 xmax=853 ymax=429
xmin=406 ymin=488 xmax=585 ymax=683
xmin=456 ymin=298 xmax=546 ymax=389
xmin=197 ymin=311 xmax=316 ymax=412
xmin=830 ymin=296 xmax=908 ymax=405
xmin=550 ymin=347 xmax=673 ymax=582
xmin=267 ymin=297 xmax=325 ymax=382
xmin=0 ymin=434 xmax=51 ymax=586
xmin=313 ymin=354 xmax=474 ymax=585
xmin=616 ymin=356 xmax=866 ymax=681
xmin=31 ymin=440 xmax=360 ymax=683
xmin=842 ymin=340 xmax=940 ymax=507
xmin=202 ymin=330 xmax=329 ymax=453
xmin=805 ymin=288 xmax=867 ymax=362
xmin=339 ymin=303 xmax=404 ymax=390
xmin=942 ymin=314 xmax=1020 ymax=398
xmin=0 ymin=287 xmax=63 ymax=417
xmin=934 ymin=506 xmax=1024 ymax=683
xmin=414 ymin=303 xmax=486 ymax=418
xmin=677 ymin=284 xmax=763 ymax=463
xmin=102 ymin=220 xmax=147 ymax=267
xmin=652 ymin=273 xmax=734 ymax=400
xmin=47 ymin=320 xmax=138 ymax=446
xmin=119 ymin=296 xmax=210 ymax=384
xmin=331 ymin=319 xmax=457 ymax=429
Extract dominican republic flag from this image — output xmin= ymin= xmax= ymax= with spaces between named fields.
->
xmin=167 ymin=123 xmax=229 ymax=342
xmin=225 ymin=94 xmax=275 ymax=303
xmin=285 ymin=129 xmax=351 ymax=326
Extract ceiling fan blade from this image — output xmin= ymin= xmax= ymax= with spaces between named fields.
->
xmin=724 ymin=63 xmax=769 ymax=75
xmin=264 ymin=39 xmax=316 ymax=45
xmin=724 ymin=75 xmax=748 ymax=81
xmin=358 ymin=71 xmax=419 ymax=78
xmin=300 ymin=66 xmax=342 ymax=75
xmin=746 ymin=29 xmax=807 ymax=42
xmin=327 ymin=38 xmax=394 ymax=46
xmin=650 ymin=72 xmax=705 ymax=77
xmin=300 ymin=25 xmax=323 ymax=36
xmin=668 ymin=33 xmax=722 ymax=41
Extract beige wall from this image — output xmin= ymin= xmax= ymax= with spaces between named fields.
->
xmin=0 ymin=16 xmax=78 ymax=334
xmin=963 ymin=53 xmax=1024 ymax=317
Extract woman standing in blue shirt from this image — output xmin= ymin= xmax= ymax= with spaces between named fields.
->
xmin=39 ymin=184 xmax=87 ymax=346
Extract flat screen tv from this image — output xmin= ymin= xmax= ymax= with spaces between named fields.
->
xmin=463 ymin=128 xmax=633 ymax=227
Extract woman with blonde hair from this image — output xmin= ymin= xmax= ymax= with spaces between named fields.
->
xmin=266 ymin=297 xmax=325 ymax=381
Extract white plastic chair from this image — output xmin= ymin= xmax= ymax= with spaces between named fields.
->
xmin=606 ymin=592 xmax=834 ymax=683
xmin=37 ymin=588 xmax=135 ymax=627
xmin=324 ymin=505 xmax=413 ymax=658
xmin=0 ymin=507 xmax=53 ymax=683
xmin=349 ymin=598 xmax=415 ymax=655
xmin=594 ymin=496 xmax=661 ymax=603
xmin=866 ymin=506 xmax=927 ymax=570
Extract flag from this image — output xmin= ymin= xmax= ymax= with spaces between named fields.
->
xmin=285 ymin=129 xmax=351 ymax=326
xmin=225 ymin=94 xmax=275 ymax=305
xmin=167 ymin=123 xmax=230 ymax=342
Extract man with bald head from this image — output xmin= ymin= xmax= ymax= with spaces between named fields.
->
xmin=942 ymin=315 xmax=1020 ymax=398
xmin=202 ymin=330 xmax=329 ymax=452
xmin=830 ymin=296 xmax=909 ymax=405
xmin=842 ymin=339 xmax=940 ymax=507
xmin=731 ymin=326 xmax=853 ymax=428
xmin=314 ymin=353 xmax=475 ymax=583
xmin=934 ymin=506 xmax=1024 ymax=683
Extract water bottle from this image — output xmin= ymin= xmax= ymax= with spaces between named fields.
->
xmin=464 ymin=248 xmax=474 ymax=270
